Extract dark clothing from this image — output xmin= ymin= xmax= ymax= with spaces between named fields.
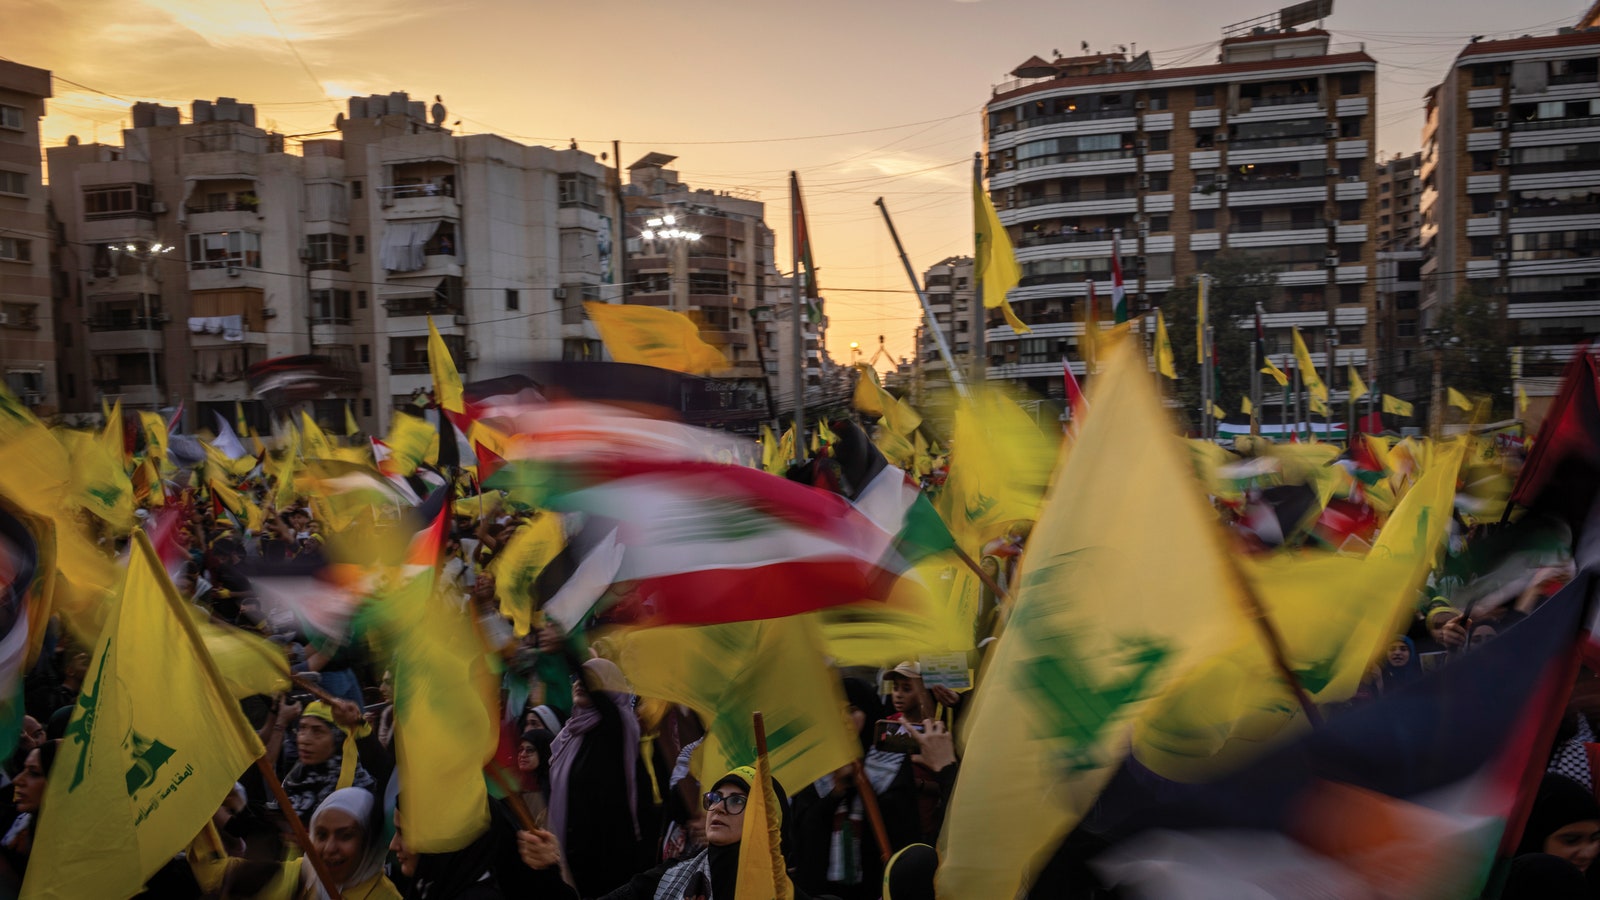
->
xmin=399 ymin=799 xmax=575 ymax=900
xmin=599 ymin=844 xmax=816 ymax=900
xmin=791 ymin=761 xmax=923 ymax=900
xmin=560 ymin=689 xmax=655 ymax=898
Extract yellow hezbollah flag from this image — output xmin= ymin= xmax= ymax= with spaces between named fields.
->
xmin=345 ymin=402 xmax=360 ymax=437
xmin=584 ymin=302 xmax=729 ymax=375
xmin=614 ymin=617 xmax=858 ymax=794
xmin=1242 ymin=396 xmax=1254 ymax=417
xmin=1348 ymin=365 xmax=1369 ymax=403
xmin=55 ymin=427 xmax=135 ymax=535
xmin=136 ymin=411 xmax=169 ymax=474
xmin=1518 ymin=384 xmax=1530 ymax=414
xmin=383 ymin=411 xmax=436 ymax=477
xmin=934 ymin=386 xmax=1056 ymax=560
xmin=1448 ymin=386 xmax=1473 ymax=411
xmin=760 ymin=424 xmax=782 ymax=475
xmin=190 ymin=610 xmax=291 ymax=700
xmin=1383 ymin=394 xmax=1414 ymax=417
xmin=490 ymin=512 xmax=566 ymax=636
xmin=1261 ymin=357 xmax=1289 ymax=387
xmin=733 ymin=751 xmax=793 ymax=900
xmin=1292 ymin=328 xmax=1328 ymax=402
xmin=938 ymin=342 xmax=1246 ymax=897
xmin=22 ymin=531 xmax=264 ymax=900
xmin=1154 ymin=309 xmax=1176 ymax=379
xmin=428 ymin=316 xmax=467 ymax=414
xmin=973 ymin=180 xmax=1030 ymax=334
xmin=1211 ymin=402 xmax=1227 ymax=420
xmin=853 ymin=364 xmax=922 ymax=437
xmin=298 ymin=410 xmax=337 ymax=462
xmin=1129 ymin=440 xmax=1464 ymax=782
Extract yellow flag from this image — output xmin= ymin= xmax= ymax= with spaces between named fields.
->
xmin=853 ymin=364 xmax=922 ymax=436
xmin=1154 ymin=309 xmax=1176 ymax=379
xmin=1195 ymin=277 xmax=1207 ymax=364
xmin=1447 ymin=386 xmax=1473 ymax=411
xmin=613 ymin=617 xmax=858 ymax=794
xmin=299 ymin=410 xmax=336 ymax=461
xmin=1291 ymin=328 xmax=1328 ymax=402
xmin=853 ymin=364 xmax=888 ymax=416
xmin=1347 ymin=365 xmax=1369 ymax=402
xmin=344 ymin=402 xmax=360 ymax=437
xmin=973 ymin=180 xmax=1030 ymax=334
xmin=490 ymin=512 xmax=566 ymax=636
xmin=584 ymin=302 xmax=729 ymax=375
xmin=382 ymin=411 xmax=436 ymax=477
xmin=1242 ymin=396 xmax=1254 ymax=416
xmin=428 ymin=315 xmax=466 ymax=414
xmin=55 ymin=427 xmax=136 ymax=534
xmin=1309 ymin=393 xmax=1330 ymax=417
xmin=203 ymin=440 xmax=255 ymax=482
xmin=1517 ymin=384 xmax=1530 ymax=414
xmin=1211 ymin=402 xmax=1227 ymax=420
xmin=1261 ymin=357 xmax=1289 ymax=387
xmin=939 ymin=342 xmax=1248 ymax=897
xmin=734 ymin=751 xmax=793 ymax=900
xmin=101 ymin=398 xmax=127 ymax=471
xmin=811 ymin=554 xmax=982 ymax=667
xmin=935 ymin=387 xmax=1057 ymax=559
xmin=1130 ymin=440 xmax=1464 ymax=782
xmin=207 ymin=477 xmax=247 ymax=518
xmin=136 ymin=411 xmax=169 ymax=474
xmin=760 ymin=424 xmax=782 ymax=475
xmin=1383 ymin=394 xmax=1414 ymax=417
xmin=22 ymin=531 xmax=264 ymax=900
xmin=190 ymin=609 xmax=291 ymax=700
xmin=817 ymin=418 xmax=839 ymax=450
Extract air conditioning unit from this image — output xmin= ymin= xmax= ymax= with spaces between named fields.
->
xmin=452 ymin=315 xmax=468 ymax=326
xmin=1214 ymin=132 xmax=1229 ymax=142
xmin=1497 ymin=150 xmax=1512 ymax=164
xmin=22 ymin=393 xmax=41 ymax=406
xmin=1134 ymin=100 xmax=1148 ymax=110
xmin=150 ymin=201 xmax=167 ymax=215
xmin=155 ymin=312 xmax=171 ymax=323
xmin=1495 ymin=285 xmax=1511 ymax=294
xmin=1138 ymin=224 xmax=1151 ymax=236
xmin=1003 ymin=160 xmax=1016 ymax=170
xmin=1136 ymin=138 xmax=1149 ymax=149
xmin=1493 ymin=238 xmax=1507 ymax=250
xmin=1325 ymin=125 xmax=1340 ymax=139
xmin=1326 ymin=166 xmax=1341 ymax=176
xmin=1494 ymin=198 xmax=1510 ymax=210
xmin=298 ymin=246 xmax=313 ymax=261
xmin=1215 ymin=178 xmax=1229 ymax=190
xmin=1493 ymin=111 xmax=1509 ymax=123
xmin=1324 ymin=219 xmax=1340 ymax=229
xmin=464 ymin=349 xmax=479 ymax=361
xmin=0 ymin=311 xmax=8 ymax=326
xmin=1138 ymin=174 xmax=1151 ymax=189
xmin=261 ymin=308 xmax=277 ymax=318
xmin=553 ymin=287 xmax=568 ymax=300
xmin=1134 ymin=146 xmax=1146 ymax=156
xmin=1325 ymin=256 xmax=1341 ymax=267
xmin=1494 ymin=121 xmax=1509 ymax=131
xmin=1344 ymin=175 xmax=1362 ymax=183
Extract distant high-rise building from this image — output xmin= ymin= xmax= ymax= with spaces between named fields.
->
xmin=914 ymin=256 xmax=976 ymax=402
xmin=983 ymin=23 xmax=1379 ymax=411
xmin=0 ymin=60 xmax=56 ymax=414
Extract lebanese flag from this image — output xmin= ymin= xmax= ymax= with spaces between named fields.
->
xmin=530 ymin=458 xmax=904 ymax=626
xmin=1063 ymin=357 xmax=1087 ymax=423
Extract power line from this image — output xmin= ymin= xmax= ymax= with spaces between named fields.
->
xmin=254 ymin=0 xmax=342 ymax=117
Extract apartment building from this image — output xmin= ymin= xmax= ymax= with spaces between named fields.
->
xmin=1419 ymin=23 xmax=1600 ymax=416
xmin=1373 ymin=152 xmax=1424 ymax=401
xmin=913 ymin=256 xmax=977 ymax=401
xmin=627 ymin=153 xmax=796 ymax=395
xmin=50 ymin=92 xmax=618 ymax=432
xmin=982 ymin=23 xmax=1379 ymax=405
xmin=0 ymin=60 xmax=56 ymax=414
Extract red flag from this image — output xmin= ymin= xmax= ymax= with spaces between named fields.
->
xmin=1062 ymin=356 xmax=1087 ymax=423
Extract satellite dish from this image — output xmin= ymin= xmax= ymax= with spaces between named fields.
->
xmin=431 ymin=98 xmax=446 ymax=127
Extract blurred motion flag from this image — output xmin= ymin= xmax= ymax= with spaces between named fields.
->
xmin=1348 ymin=366 xmax=1370 ymax=402
xmin=853 ymin=364 xmax=922 ymax=437
xmin=1518 ymin=384 xmax=1530 ymax=414
xmin=489 ymin=511 xmax=566 ymax=636
xmin=298 ymin=410 xmax=336 ymax=461
xmin=791 ymin=172 xmax=823 ymax=324
xmin=1154 ymin=310 xmax=1176 ymax=379
xmin=583 ymin=302 xmax=729 ymax=375
xmin=428 ymin=316 xmax=466 ymax=414
xmin=1448 ymin=387 xmax=1474 ymax=411
xmin=1383 ymin=394 xmax=1414 ymax=417
xmin=973 ymin=179 xmax=1030 ymax=334
xmin=379 ymin=411 xmax=436 ymax=478
xmin=934 ymin=387 xmax=1055 ymax=560
xmin=613 ymin=616 xmax=858 ymax=794
xmin=938 ymin=342 xmax=1247 ymax=898
xmin=56 ymin=427 xmax=135 ymax=534
xmin=345 ymin=402 xmax=360 ymax=437
xmin=760 ymin=424 xmax=783 ymax=475
xmin=22 ymin=531 xmax=263 ymax=900
xmin=1292 ymin=328 xmax=1328 ymax=403
xmin=1261 ymin=357 xmax=1289 ymax=388
xmin=136 ymin=411 xmax=169 ymax=473
xmin=1211 ymin=402 xmax=1227 ymax=420
xmin=376 ymin=510 xmax=498 ymax=853
xmin=1241 ymin=396 xmax=1254 ymax=417
xmin=1507 ymin=350 xmax=1600 ymax=535
xmin=0 ymin=502 xmax=45 ymax=761
xmin=191 ymin=612 xmax=291 ymax=700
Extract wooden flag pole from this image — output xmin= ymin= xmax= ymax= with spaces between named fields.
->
xmin=485 ymin=764 xmax=544 ymax=833
xmin=851 ymin=759 xmax=894 ymax=864
xmin=950 ymin=544 xmax=1011 ymax=604
xmin=256 ymin=755 xmax=344 ymax=900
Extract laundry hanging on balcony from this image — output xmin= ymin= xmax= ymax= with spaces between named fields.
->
xmin=380 ymin=220 xmax=441 ymax=273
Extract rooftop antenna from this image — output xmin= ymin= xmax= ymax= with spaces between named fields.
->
xmin=1081 ymin=40 xmax=1090 ymax=52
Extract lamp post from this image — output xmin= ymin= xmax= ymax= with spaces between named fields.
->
xmin=111 ymin=241 xmax=173 ymax=409
xmin=639 ymin=213 xmax=701 ymax=312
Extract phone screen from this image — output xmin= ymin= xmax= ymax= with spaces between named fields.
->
xmin=872 ymin=719 xmax=923 ymax=754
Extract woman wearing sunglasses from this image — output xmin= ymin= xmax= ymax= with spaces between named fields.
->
xmin=594 ymin=767 xmax=818 ymax=900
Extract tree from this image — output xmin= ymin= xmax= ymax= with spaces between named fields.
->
xmin=1434 ymin=287 xmax=1513 ymax=419
xmin=1159 ymin=253 xmax=1279 ymax=431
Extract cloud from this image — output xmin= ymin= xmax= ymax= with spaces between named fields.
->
xmin=137 ymin=0 xmax=426 ymax=52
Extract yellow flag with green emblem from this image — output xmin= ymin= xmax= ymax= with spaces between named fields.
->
xmin=1292 ymin=328 xmax=1327 ymax=403
xmin=55 ymin=427 xmax=135 ymax=534
xmin=934 ymin=386 xmax=1056 ymax=560
xmin=584 ymin=302 xmax=729 ymax=375
xmin=428 ymin=315 xmax=467 ymax=414
xmin=136 ymin=411 xmax=169 ymax=474
xmin=973 ymin=179 xmax=1030 ymax=335
xmin=938 ymin=342 xmax=1249 ymax=897
xmin=1348 ymin=365 xmax=1369 ymax=402
xmin=1448 ymin=386 xmax=1473 ymax=411
xmin=1154 ymin=309 xmax=1176 ymax=379
xmin=1261 ymin=357 xmax=1289 ymax=388
xmin=1383 ymin=394 xmax=1414 ymax=417
xmin=22 ymin=530 xmax=264 ymax=900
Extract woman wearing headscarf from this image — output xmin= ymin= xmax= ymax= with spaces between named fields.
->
xmin=0 ymin=738 xmax=57 ymax=884
xmin=597 ymin=767 xmax=816 ymax=900
xmin=547 ymin=657 xmax=653 ymax=896
xmin=791 ymin=678 xmax=920 ymax=900
xmin=1378 ymin=636 xmax=1422 ymax=693
xmin=289 ymin=787 xmax=399 ymax=900
xmin=388 ymin=792 xmax=575 ymax=900
xmin=516 ymin=728 xmax=555 ymax=827
xmin=1516 ymin=773 xmax=1600 ymax=875
xmin=268 ymin=700 xmax=382 ymax=823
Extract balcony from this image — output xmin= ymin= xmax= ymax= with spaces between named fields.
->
xmin=185 ymin=197 xmax=260 ymax=216
xmin=1229 ymin=134 xmax=1326 ymax=151
xmin=1242 ymin=93 xmax=1321 ymax=109
xmin=1231 ymin=176 xmax=1324 ymax=193
xmin=1512 ymin=115 xmax=1600 ymax=133
xmin=1512 ymin=200 xmax=1600 ymax=218
xmin=1003 ymin=107 xmax=1140 ymax=134
xmin=87 ymin=314 xmax=163 ymax=332
xmin=1017 ymin=229 xmax=1125 ymax=247
xmin=1015 ymin=149 xmax=1138 ymax=171
xmin=1013 ymin=188 xmax=1139 ymax=208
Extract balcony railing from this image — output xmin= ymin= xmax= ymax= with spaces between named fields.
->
xmin=1510 ymin=159 xmax=1600 ymax=175
xmin=1013 ymin=188 xmax=1139 ymax=208
xmin=1017 ymin=230 xmax=1121 ymax=247
xmin=1228 ymin=221 xmax=1322 ymax=233
xmin=185 ymin=199 xmax=259 ymax=214
xmin=1512 ymin=115 xmax=1600 ymax=133
xmin=1549 ymin=72 xmax=1600 ymax=86
xmin=1003 ymin=107 xmax=1139 ymax=134
xmin=1228 ymin=134 xmax=1327 ymax=150
xmin=1231 ymin=177 xmax=1325 ymax=193
xmin=1240 ymin=93 xmax=1321 ymax=109
xmin=87 ymin=315 xmax=163 ymax=331
xmin=382 ymin=183 xmax=455 ymax=199
xmin=383 ymin=297 xmax=464 ymax=317
xmin=1015 ymin=149 xmax=1138 ymax=171
xmin=389 ymin=361 xmax=432 ymax=374
xmin=1512 ymin=201 xmax=1600 ymax=218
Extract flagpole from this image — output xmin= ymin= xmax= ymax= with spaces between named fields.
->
xmin=1249 ymin=340 xmax=1259 ymax=438
xmin=972 ymin=152 xmax=987 ymax=388
xmin=790 ymin=173 xmax=807 ymax=463
xmin=1198 ymin=275 xmax=1210 ymax=440
xmin=875 ymin=197 xmax=968 ymax=399
xmin=1217 ymin=550 xmax=1323 ymax=728
xmin=257 ymin=756 xmax=346 ymax=900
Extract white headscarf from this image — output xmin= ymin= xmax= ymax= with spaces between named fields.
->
xmin=300 ymin=787 xmax=386 ymax=900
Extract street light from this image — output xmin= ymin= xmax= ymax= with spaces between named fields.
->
xmin=638 ymin=212 xmax=701 ymax=312
xmin=849 ymin=341 xmax=861 ymax=366
xmin=110 ymin=241 xmax=173 ymax=410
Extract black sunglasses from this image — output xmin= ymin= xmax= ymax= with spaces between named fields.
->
xmin=701 ymin=790 xmax=748 ymax=814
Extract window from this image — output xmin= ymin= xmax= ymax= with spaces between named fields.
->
xmin=1149 ymin=215 xmax=1170 ymax=233
xmin=185 ymin=231 xmax=261 ymax=269
xmin=1194 ymin=85 xmax=1215 ymax=107
xmin=1471 ymin=194 xmax=1496 ymax=214
xmin=310 ymin=289 xmax=352 ymax=324
xmin=1340 ymin=158 xmax=1362 ymax=178
xmin=351 ymin=181 xmax=363 ymax=199
xmin=0 ymin=105 xmax=22 ymax=131
xmin=354 ymin=235 xmax=365 ymax=254
xmin=1339 ymin=284 xmax=1361 ymax=304
xmin=0 ymin=171 xmax=24 ymax=195
xmin=359 ymin=344 xmax=370 ymax=363
xmin=390 ymin=335 xmax=463 ymax=374
xmin=1147 ymin=172 xmax=1170 ymax=191
xmin=1194 ymin=209 xmax=1216 ymax=230
xmin=1471 ymin=65 xmax=1496 ymax=87
xmin=1340 ymin=73 xmax=1362 ymax=95
xmin=1340 ymin=200 xmax=1363 ymax=221
xmin=1340 ymin=117 xmax=1363 ymax=139
xmin=559 ymin=172 xmax=599 ymax=210
xmin=1146 ymin=89 xmax=1168 ymax=111
xmin=1469 ymin=235 xmax=1496 ymax=257
xmin=83 ymin=184 xmax=154 ymax=219
xmin=1147 ymin=132 xmax=1170 ymax=152
xmin=505 ymin=288 xmax=519 ymax=311
xmin=0 ymin=237 xmax=30 ymax=262
xmin=1471 ymin=107 xmax=1496 ymax=128
xmin=0 ymin=302 xmax=38 ymax=329
xmin=562 ymin=339 xmax=603 ymax=361
xmin=306 ymin=233 xmax=350 ymax=270
xmin=362 ymin=398 xmax=372 ymax=417
xmin=357 ymin=290 xmax=368 ymax=309
xmin=1470 ymin=150 xmax=1497 ymax=172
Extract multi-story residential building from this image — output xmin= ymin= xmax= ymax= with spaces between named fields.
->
xmin=622 ymin=153 xmax=808 ymax=426
xmin=1420 ymin=22 xmax=1600 ymax=421
xmin=1375 ymin=152 xmax=1423 ymax=251
xmin=913 ymin=256 xmax=976 ymax=402
xmin=1372 ymin=152 xmax=1425 ymax=405
xmin=50 ymin=92 xmax=618 ymax=433
xmin=982 ymin=23 xmax=1379 ymax=410
xmin=0 ymin=60 xmax=57 ymax=414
